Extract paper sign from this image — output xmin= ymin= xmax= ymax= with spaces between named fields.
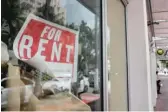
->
xmin=13 ymin=14 xmax=79 ymax=81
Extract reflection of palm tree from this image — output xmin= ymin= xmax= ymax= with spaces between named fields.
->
xmin=2 ymin=0 xmax=25 ymax=49
xmin=1 ymin=18 xmax=10 ymax=45
xmin=20 ymin=2 xmax=33 ymax=12
xmin=79 ymin=21 xmax=96 ymax=73
xmin=78 ymin=20 xmax=101 ymax=93
xmin=2 ymin=18 xmax=10 ymax=36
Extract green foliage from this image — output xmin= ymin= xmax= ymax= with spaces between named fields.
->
xmin=160 ymin=60 xmax=168 ymax=68
xmin=2 ymin=0 xmax=26 ymax=49
xmin=166 ymin=63 xmax=168 ymax=68
xmin=34 ymin=71 xmax=53 ymax=81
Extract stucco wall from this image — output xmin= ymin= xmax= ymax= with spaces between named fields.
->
xmin=150 ymin=52 xmax=157 ymax=107
xmin=126 ymin=0 xmax=153 ymax=111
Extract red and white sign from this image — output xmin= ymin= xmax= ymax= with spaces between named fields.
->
xmin=13 ymin=14 xmax=79 ymax=81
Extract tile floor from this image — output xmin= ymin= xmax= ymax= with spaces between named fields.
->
xmin=155 ymin=76 xmax=168 ymax=111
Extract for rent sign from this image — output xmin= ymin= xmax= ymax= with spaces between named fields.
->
xmin=13 ymin=14 xmax=79 ymax=81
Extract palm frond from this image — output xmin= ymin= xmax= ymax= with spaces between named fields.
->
xmin=2 ymin=18 xmax=10 ymax=35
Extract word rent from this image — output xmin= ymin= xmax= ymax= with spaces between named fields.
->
xmin=19 ymin=26 xmax=73 ymax=63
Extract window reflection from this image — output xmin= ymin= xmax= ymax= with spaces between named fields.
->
xmin=1 ymin=0 xmax=102 ymax=111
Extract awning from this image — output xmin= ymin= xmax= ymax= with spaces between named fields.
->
xmin=77 ymin=0 xmax=100 ymax=16
xmin=77 ymin=0 xmax=128 ymax=16
xmin=151 ymin=0 xmax=168 ymax=38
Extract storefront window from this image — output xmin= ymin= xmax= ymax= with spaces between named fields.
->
xmin=1 ymin=0 xmax=102 ymax=111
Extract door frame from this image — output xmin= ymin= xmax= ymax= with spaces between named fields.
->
xmin=101 ymin=0 xmax=129 ymax=111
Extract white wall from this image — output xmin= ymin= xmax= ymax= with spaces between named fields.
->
xmin=126 ymin=0 xmax=153 ymax=111
xmin=150 ymin=52 xmax=157 ymax=107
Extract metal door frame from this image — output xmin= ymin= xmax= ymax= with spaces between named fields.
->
xmin=101 ymin=0 xmax=129 ymax=110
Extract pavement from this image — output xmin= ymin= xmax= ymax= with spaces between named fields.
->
xmin=155 ymin=76 xmax=168 ymax=111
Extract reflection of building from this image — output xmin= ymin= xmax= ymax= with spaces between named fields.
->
xmin=50 ymin=0 xmax=66 ymax=24
xmin=20 ymin=0 xmax=66 ymax=24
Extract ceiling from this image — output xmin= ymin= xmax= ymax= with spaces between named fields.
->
xmin=77 ymin=0 xmax=168 ymax=47
xmin=156 ymin=39 xmax=168 ymax=47
xmin=151 ymin=0 xmax=168 ymax=37
xmin=151 ymin=0 xmax=168 ymax=47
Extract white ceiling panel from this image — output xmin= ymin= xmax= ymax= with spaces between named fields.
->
xmin=154 ymin=22 xmax=168 ymax=29
xmin=155 ymin=39 xmax=168 ymax=47
xmin=151 ymin=0 xmax=168 ymax=12
xmin=151 ymin=0 xmax=168 ymax=40
xmin=155 ymin=33 xmax=168 ymax=38
xmin=153 ymin=12 xmax=168 ymax=20
xmin=155 ymin=29 xmax=168 ymax=34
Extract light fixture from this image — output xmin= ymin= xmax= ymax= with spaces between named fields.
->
xmin=148 ymin=20 xmax=168 ymax=26
xmin=154 ymin=20 xmax=168 ymax=23
xmin=153 ymin=37 xmax=168 ymax=41
xmin=148 ymin=21 xmax=159 ymax=26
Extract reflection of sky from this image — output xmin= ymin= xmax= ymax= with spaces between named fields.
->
xmin=60 ymin=0 xmax=95 ymax=29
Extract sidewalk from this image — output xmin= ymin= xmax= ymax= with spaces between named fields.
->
xmin=155 ymin=76 xmax=168 ymax=111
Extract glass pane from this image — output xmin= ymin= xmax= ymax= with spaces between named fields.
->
xmin=1 ymin=0 xmax=102 ymax=111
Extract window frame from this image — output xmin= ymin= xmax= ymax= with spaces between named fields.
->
xmin=101 ymin=0 xmax=129 ymax=111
